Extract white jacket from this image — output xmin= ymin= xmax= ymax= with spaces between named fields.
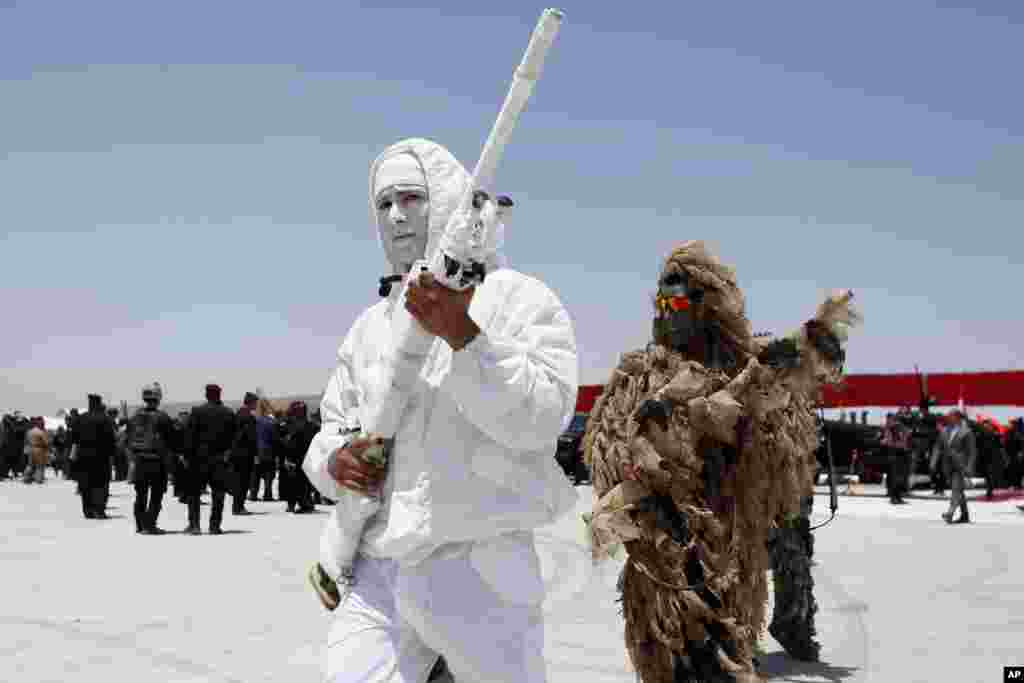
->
xmin=305 ymin=139 xmax=578 ymax=565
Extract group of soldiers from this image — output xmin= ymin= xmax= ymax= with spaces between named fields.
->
xmin=0 ymin=413 xmax=56 ymax=483
xmin=0 ymin=413 xmax=34 ymax=479
xmin=2 ymin=384 xmax=329 ymax=536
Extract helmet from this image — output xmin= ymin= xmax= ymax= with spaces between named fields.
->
xmin=141 ymin=382 xmax=163 ymax=403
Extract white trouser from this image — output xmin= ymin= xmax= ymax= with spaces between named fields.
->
xmin=325 ymin=532 xmax=548 ymax=683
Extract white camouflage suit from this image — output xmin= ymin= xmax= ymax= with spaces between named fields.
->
xmin=305 ymin=138 xmax=579 ymax=683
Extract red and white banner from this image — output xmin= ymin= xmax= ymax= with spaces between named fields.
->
xmin=818 ymin=371 xmax=1024 ymax=408
xmin=574 ymin=370 xmax=1024 ymax=413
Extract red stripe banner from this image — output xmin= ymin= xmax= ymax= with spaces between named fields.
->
xmin=575 ymin=370 xmax=1024 ymax=413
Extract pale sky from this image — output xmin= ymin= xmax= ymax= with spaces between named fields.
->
xmin=2 ymin=1 xmax=1023 ymax=420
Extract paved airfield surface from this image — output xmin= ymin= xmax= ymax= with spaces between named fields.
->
xmin=2 ymin=478 xmax=1022 ymax=682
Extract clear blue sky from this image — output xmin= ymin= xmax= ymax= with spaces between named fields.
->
xmin=2 ymin=1 xmax=1022 ymax=419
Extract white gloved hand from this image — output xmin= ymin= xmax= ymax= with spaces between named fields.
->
xmin=435 ymin=191 xmax=512 ymax=291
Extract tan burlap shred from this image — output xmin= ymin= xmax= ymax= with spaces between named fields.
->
xmin=658 ymin=241 xmax=757 ymax=358
xmin=584 ymin=288 xmax=860 ymax=683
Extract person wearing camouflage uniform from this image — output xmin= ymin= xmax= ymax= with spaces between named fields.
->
xmin=767 ymin=493 xmax=819 ymax=662
xmin=585 ymin=241 xmax=859 ymax=682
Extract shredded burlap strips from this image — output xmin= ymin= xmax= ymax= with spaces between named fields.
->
xmin=584 ymin=241 xmax=860 ymax=682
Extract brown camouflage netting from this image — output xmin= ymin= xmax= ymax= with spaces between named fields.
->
xmin=584 ymin=241 xmax=860 ymax=683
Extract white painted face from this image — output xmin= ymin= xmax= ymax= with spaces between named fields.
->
xmin=376 ymin=186 xmax=429 ymax=273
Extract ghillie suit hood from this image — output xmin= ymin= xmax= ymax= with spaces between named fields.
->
xmin=584 ymin=241 xmax=860 ymax=682
xmin=652 ymin=240 xmax=753 ymax=364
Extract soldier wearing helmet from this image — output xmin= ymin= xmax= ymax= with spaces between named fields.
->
xmin=126 ymin=382 xmax=176 ymax=534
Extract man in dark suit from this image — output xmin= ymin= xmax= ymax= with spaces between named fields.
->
xmin=881 ymin=413 xmax=912 ymax=505
xmin=172 ymin=411 xmax=190 ymax=503
xmin=1007 ymin=417 xmax=1023 ymax=491
xmin=184 ymin=384 xmax=237 ymax=535
xmin=931 ymin=409 xmax=978 ymax=524
xmin=280 ymin=401 xmax=317 ymax=514
xmin=230 ymin=392 xmax=259 ymax=516
xmin=71 ymin=394 xmax=117 ymax=519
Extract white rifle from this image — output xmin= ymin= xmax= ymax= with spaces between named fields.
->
xmin=322 ymin=9 xmax=566 ymax=592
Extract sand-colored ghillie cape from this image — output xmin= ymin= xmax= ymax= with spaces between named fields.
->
xmin=584 ymin=241 xmax=860 ymax=683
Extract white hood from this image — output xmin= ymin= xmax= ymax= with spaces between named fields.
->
xmin=368 ymin=138 xmax=506 ymax=274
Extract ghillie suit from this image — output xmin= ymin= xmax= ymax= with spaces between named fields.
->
xmin=584 ymin=241 xmax=860 ymax=682
xmin=767 ymin=492 xmax=819 ymax=662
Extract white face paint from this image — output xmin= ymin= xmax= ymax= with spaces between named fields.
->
xmin=376 ymin=186 xmax=429 ymax=273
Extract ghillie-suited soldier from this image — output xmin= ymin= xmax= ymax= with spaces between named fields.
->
xmin=584 ymin=241 xmax=860 ymax=682
xmin=767 ymin=487 xmax=819 ymax=662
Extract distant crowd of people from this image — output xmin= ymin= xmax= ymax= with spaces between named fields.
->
xmin=7 ymin=393 xmax=1024 ymax=532
xmin=860 ymin=407 xmax=1024 ymax=520
xmin=0 ymin=414 xmax=53 ymax=484
xmin=0 ymin=383 xmax=334 ymax=535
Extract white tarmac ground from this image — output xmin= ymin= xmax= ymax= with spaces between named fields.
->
xmin=2 ymin=476 xmax=1023 ymax=682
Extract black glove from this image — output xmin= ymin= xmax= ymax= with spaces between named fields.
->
xmin=757 ymin=337 xmax=801 ymax=369
xmin=804 ymin=320 xmax=845 ymax=365
xmin=636 ymin=493 xmax=690 ymax=546
xmin=634 ymin=398 xmax=673 ymax=431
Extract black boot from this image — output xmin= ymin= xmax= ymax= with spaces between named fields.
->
xmin=148 ymin=490 xmax=165 ymax=534
xmin=955 ymin=501 xmax=970 ymax=524
xmin=92 ymin=488 xmax=109 ymax=519
xmin=232 ymin=493 xmax=251 ymax=515
xmin=134 ymin=486 xmax=148 ymax=533
xmin=185 ymin=496 xmax=201 ymax=534
xmin=210 ymin=490 xmax=225 ymax=533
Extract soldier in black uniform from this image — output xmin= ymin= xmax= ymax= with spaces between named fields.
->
xmin=184 ymin=384 xmax=237 ymax=535
xmin=1007 ymin=417 xmax=1024 ymax=490
xmin=230 ymin=392 xmax=259 ymax=516
xmin=65 ymin=409 xmax=81 ymax=491
xmin=126 ymin=383 xmax=176 ymax=535
xmin=108 ymin=408 xmax=129 ymax=481
xmin=51 ymin=426 xmax=69 ymax=478
xmin=171 ymin=411 xmax=190 ymax=503
xmin=71 ymin=394 xmax=117 ymax=519
xmin=279 ymin=401 xmax=317 ymax=514
xmin=0 ymin=414 xmax=10 ymax=479
xmin=3 ymin=413 xmax=30 ymax=479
